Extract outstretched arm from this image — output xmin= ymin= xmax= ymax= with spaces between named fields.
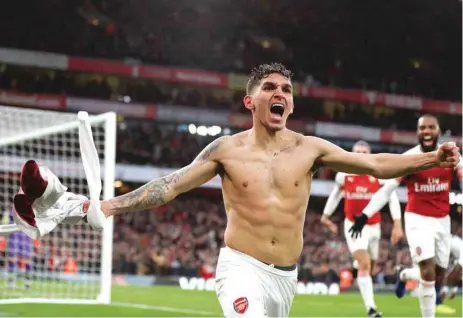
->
xmin=309 ymin=137 xmax=459 ymax=179
xmin=100 ymin=136 xmax=228 ymax=217
xmin=363 ymin=178 xmax=402 ymax=217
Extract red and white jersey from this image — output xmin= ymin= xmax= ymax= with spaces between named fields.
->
xmin=402 ymin=145 xmax=460 ymax=218
xmin=335 ymin=173 xmax=382 ymax=225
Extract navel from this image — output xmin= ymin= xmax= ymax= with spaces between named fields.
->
xmin=294 ymin=181 xmax=299 ymax=187
xmin=242 ymin=181 xmax=248 ymax=187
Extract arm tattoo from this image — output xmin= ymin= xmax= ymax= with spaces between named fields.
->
xmin=107 ymin=136 xmax=227 ymax=215
xmin=195 ymin=136 xmax=226 ymax=161
xmin=107 ymin=167 xmax=190 ymax=215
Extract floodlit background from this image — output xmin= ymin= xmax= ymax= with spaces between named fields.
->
xmin=0 ymin=0 xmax=461 ymax=316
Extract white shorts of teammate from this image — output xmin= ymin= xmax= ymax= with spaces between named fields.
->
xmin=215 ymin=247 xmax=298 ymax=317
xmin=404 ymin=213 xmax=451 ymax=268
xmin=450 ymin=235 xmax=463 ymax=267
xmin=344 ymin=219 xmax=381 ymax=260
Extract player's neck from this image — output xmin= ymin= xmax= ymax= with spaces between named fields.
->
xmin=250 ymin=122 xmax=286 ymax=150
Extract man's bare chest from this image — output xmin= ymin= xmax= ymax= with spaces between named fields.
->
xmin=219 ymin=147 xmax=313 ymax=193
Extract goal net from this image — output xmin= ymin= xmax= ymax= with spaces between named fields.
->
xmin=0 ymin=105 xmax=116 ymax=305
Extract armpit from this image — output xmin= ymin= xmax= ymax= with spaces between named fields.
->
xmin=311 ymin=159 xmax=325 ymax=175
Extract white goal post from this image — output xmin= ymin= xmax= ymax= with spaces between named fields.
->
xmin=0 ymin=105 xmax=116 ymax=305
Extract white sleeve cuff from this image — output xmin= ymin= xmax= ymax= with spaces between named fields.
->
xmin=388 ymin=190 xmax=401 ymax=220
xmin=323 ymin=186 xmax=343 ymax=217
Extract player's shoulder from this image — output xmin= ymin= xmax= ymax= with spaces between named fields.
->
xmin=197 ymin=135 xmax=233 ymax=160
xmin=303 ymin=135 xmax=325 ymax=145
xmin=286 ymin=129 xmax=307 ymax=146
xmin=209 ymin=135 xmax=233 ymax=148
xmin=403 ymin=145 xmax=422 ymax=155
xmin=301 ymin=135 xmax=334 ymax=152
xmin=228 ymin=130 xmax=252 ymax=147
xmin=214 ymin=130 xmax=257 ymax=153
xmin=278 ymin=128 xmax=305 ymax=139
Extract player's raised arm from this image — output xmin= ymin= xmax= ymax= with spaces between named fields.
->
xmin=101 ymin=136 xmax=228 ymax=217
xmin=310 ymin=137 xmax=460 ymax=179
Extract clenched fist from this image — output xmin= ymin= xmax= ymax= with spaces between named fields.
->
xmin=436 ymin=142 xmax=461 ymax=169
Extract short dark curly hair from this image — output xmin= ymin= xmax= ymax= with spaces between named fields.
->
xmin=418 ymin=113 xmax=440 ymax=126
xmin=246 ymin=63 xmax=293 ymax=95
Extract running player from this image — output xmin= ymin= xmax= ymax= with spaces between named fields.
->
xmin=349 ymin=114 xmax=462 ymax=317
xmin=321 ymin=140 xmax=403 ymax=317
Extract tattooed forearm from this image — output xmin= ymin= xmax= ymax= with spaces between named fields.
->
xmin=101 ymin=136 xmax=227 ymax=217
xmin=105 ymin=167 xmax=189 ymax=216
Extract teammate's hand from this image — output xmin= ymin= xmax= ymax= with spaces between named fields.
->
xmin=348 ymin=213 xmax=368 ymax=238
xmin=320 ymin=216 xmax=338 ymax=234
xmin=437 ymin=142 xmax=461 ymax=169
xmin=390 ymin=223 xmax=404 ymax=245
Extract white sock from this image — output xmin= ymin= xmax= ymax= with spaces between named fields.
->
xmin=357 ymin=271 xmax=376 ymax=310
xmin=419 ymin=280 xmax=436 ymax=318
xmin=400 ymin=267 xmax=421 ymax=281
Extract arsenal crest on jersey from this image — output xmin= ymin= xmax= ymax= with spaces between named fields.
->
xmin=415 ymin=246 xmax=422 ymax=256
xmin=233 ymin=297 xmax=249 ymax=314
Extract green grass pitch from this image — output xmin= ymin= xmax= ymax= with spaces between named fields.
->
xmin=0 ymin=285 xmax=461 ymax=317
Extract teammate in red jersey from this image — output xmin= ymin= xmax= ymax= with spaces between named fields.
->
xmin=321 ymin=140 xmax=403 ymax=318
xmin=349 ymin=114 xmax=462 ymax=317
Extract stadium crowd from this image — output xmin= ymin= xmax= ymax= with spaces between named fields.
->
xmin=0 ymin=65 xmax=461 ymax=136
xmin=110 ymin=190 xmax=462 ymax=285
xmin=0 ymin=0 xmax=460 ymax=101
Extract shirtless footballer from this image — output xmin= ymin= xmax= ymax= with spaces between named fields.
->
xmin=349 ymin=114 xmax=462 ymax=317
xmin=13 ymin=64 xmax=461 ymax=318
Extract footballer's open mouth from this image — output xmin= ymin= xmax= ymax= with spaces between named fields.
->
xmin=422 ymin=135 xmax=435 ymax=145
xmin=270 ymin=103 xmax=285 ymax=119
